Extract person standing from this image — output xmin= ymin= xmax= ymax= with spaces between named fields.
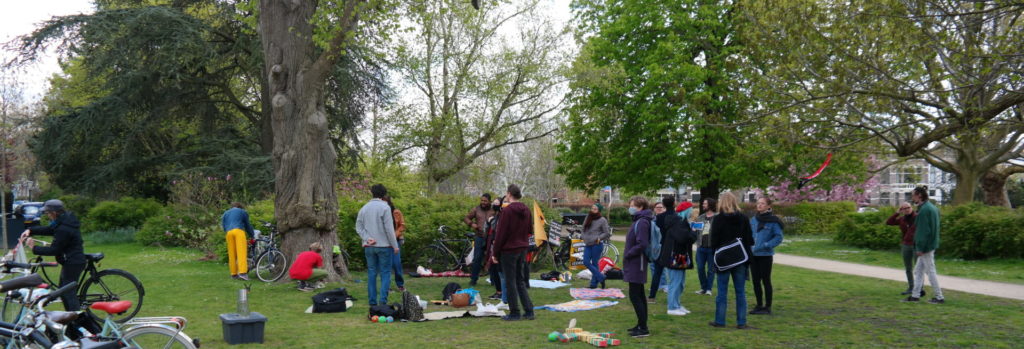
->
xmin=749 ymin=197 xmax=784 ymax=315
xmin=221 ymin=202 xmax=255 ymax=281
xmin=485 ymin=198 xmax=508 ymax=305
xmin=491 ymin=185 xmax=535 ymax=321
xmin=675 ymin=201 xmax=694 ymax=222
xmin=886 ymin=202 xmax=918 ymax=296
xmin=384 ymin=196 xmax=407 ymax=292
xmin=623 ymin=196 xmax=653 ymax=338
xmin=20 ymin=200 xmax=85 ymax=311
xmin=709 ymin=192 xmax=753 ymax=329
xmin=356 ymin=184 xmax=399 ymax=306
xmin=289 ymin=242 xmax=327 ymax=292
xmin=657 ymin=198 xmax=695 ymax=316
xmin=465 ymin=194 xmax=494 ymax=286
xmin=647 ymin=201 xmax=671 ymax=302
xmin=582 ymin=203 xmax=611 ymax=289
xmin=694 ymin=198 xmax=718 ymax=295
xmin=904 ymin=186 xmax=944 ymax=304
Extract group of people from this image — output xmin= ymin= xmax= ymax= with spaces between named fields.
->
xmin=887 ymin=186 xmax=944 ymax=304
xmin=619 ymin=192 xmax=785 ymax=337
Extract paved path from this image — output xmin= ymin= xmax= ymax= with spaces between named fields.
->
xmin=609 ymin=234 xmax=1024 ymax=301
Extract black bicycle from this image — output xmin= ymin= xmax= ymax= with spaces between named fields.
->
xmin=247 ymin=222 xmax=288 ymax=282
xmin=1 ymin=241 xmax=145 ymax=324
xmin=419 ymin=226 xmax=475 ymax=273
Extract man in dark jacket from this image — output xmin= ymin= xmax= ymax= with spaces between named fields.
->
xmin=20 ymin=199 xmax=86 ymax=311
xmin=490 ymin=185 xmax=534 ymax=321
xmin=656 ymin=198 xmax=694 ymax=316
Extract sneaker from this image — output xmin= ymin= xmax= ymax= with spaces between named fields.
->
xmin=679 ymin=306 xmax=690 ymax=315
xmin=736 ymin=324 xmax=750 ymax=330
xmin=708 ymin=322 xmax=725 ymax=328
xmin=488 ymin=293 xmax=502 ymax=300
xmin=496 ymin=302 xmax=509 ymax=310
xmin=703 ymin=290 xmax=713 ymax=296
xmin=901 ymin=296 xmax=920 ymax=302
xmin=695 ymin=290 xmax=705 ymax=295
xmin=749 ymin=306 xmax=764 ymax=315
xmin=928 ymin=298 xmax=945 ymax=304
xmin=299 ymin=287 xmax=314 ymax=292
xmin=667 ymin=309 xmax=688 ymax=316
xmin=629 ymin=328 xmax=650 ymax=338
xmin=501 ymin=314 xmax=521 ymax=321
xmin=600 ymin=281 xmax=606 ymax=289
xmin=523 ymin=313 xmax=536 ymax=320
xmin=238 ymin=274 xmax=250 ymax=281
xmin=646 ymin=298 xmax=656 ymax=304
xmin=900 ymin=289 xmax=912 ymax=295
xmin=315 ymin=281 xmax=327 ymax=289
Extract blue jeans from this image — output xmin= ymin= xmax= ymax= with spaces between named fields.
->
xmin=649 ymin=262 xmax=667 ymax=298
xmin=666 ymin=268 xmax=686 ymax=311
xmin=583 ymin=244 xmax=605 ymax=287
xmin=470 ymin=236 xmax=486 ymax=284
xmin=714 ymin=264 xmax=748 ymax=326
xmin=392 ymin=239 xmax=405 ymax=288
xmin=499 ymin=271 xmax=508 ymax=303
xmin=364 ymin=247 xmax=394 ymax=305
xmin=696 ymin=247 xmax=715 ymax=292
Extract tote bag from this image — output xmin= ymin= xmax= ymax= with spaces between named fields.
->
xmin=713 ymin=238 xmax=749 ymax=272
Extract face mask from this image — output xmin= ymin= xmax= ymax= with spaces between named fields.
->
xmin=492 ymin=204 xmax=501 ymax=211
xmin=628 ymin=207 xmax=638 ymax=215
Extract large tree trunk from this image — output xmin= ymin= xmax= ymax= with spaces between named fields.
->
xmin=981 ymin=169 xmax=1016 ymax=208
xmin=259 ymin=0 xmax=346 ymax=279
xmin=699 ymin=179 xmax=720 ymax=213
xmin=950 ymin=170 xmax=980 ymax=206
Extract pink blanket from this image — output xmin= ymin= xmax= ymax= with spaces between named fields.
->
xmin=415 ymin=270 xmax=472 ymax=278
xmin=570 ymin=288 xmax=626 ymax=300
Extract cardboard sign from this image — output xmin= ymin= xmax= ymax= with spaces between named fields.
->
xmin=568 ymin=239 xmax=587 ymax=270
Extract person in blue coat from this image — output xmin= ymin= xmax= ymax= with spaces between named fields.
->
xmin=749 ymin=197 xmax=784 ymax=315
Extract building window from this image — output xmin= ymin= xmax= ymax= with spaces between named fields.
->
xmin=903 ymin=192 xmax=912 ymax=203
xmin=748 ymin=193 xmax=757 ymax=202
xmin=880 ymin=169 xmax=890 ymax=185
xmin=930 ymin=190 xmax=936 ymax=197
xmin=881 ymin=192 xmax=890 ymax=206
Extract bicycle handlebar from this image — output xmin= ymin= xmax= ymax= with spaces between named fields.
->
xmin=42 ymin=281 xmax=78 ymax=307
xmin=0 ymin=274 xmax=44 ymax=292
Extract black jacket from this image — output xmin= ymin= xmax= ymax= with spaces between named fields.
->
xmin=655 ymin=212 xmax=695 ymax=269
xmin=29 ymin=212 xmax=86 ymax=265
xmin=710 ymin=212 xmax=754 ymax=259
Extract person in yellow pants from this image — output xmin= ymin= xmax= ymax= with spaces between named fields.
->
xmin=222 ymin=202 xmax=255 ymax=281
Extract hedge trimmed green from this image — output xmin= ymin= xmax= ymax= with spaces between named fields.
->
xmin=835 ymin=209 xmax=901 ymax=250
xmin=775 ymin=201 xmax=856 ymax=235
xmin=83 ymin=197 xmax=162 ymax=232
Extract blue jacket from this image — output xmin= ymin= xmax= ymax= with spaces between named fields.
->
xmin=749 ymin=215 xmax=784 ymax=257
xmin=222 ymin=207 xmax=255 ymax=236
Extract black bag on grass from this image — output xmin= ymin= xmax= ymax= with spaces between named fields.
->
xmin=442 ymin=282 xmax=462 ymax=301
xmin=312 ymin=288 xmax=350 ymax=313
xmin=369 ymin=304 xmax=398 ymax=320
xmin=605 ymin=268 xmax=624 ymax=280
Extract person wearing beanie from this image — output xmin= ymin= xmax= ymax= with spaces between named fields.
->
xmin=582 ymin=203 xmax=611 ymax=289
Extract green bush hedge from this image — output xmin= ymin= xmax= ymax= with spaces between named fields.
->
xmin=136 ymin=206 xmax=219 ymax=250
xmin=776 ymin=201 xmax=856 ymax=235
xmin=84 ymin=197 xmax=163 ymax=232
xmin=58 ymin=194 xmax=97 ymax=219
xmin=608 ymin=206 xmax=630 ymax=226
xmin=835 ymin=209 xmax=901 ymax=250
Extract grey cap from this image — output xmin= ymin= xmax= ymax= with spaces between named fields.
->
xmin=42 ymin=199 xmax=65 ymax=213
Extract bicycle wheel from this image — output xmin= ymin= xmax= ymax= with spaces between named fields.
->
xmin=602 ymin=241 xmax=620 ymax=264
xmin=553 ymin=241 xmax=571 ymax=271
xmin=80 ymin=269 xmax=145 ymax=323
xmin=0 ymin=296 xmax=24 ymax=324
xmin=418 ymin=245 xmax=453 ymax=273
xmin=255 ymin=249 xmax=288 ymax=282
xmin=122 ymin=325 xmax=198 ymax=349
xmin=530 ymin=242 xmax=555 ymax=268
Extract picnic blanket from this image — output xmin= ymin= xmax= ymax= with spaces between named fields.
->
xmin=413 ymin=270 xmax=472 ymax=278
xmin=569 ymin=288 xmax=626 ymax=300
xmin=422 ymin=310 xmax=506 ymax=321
xmin=534 ymin=300 xmax=618 ymax=313
xmin=529 ymin=279 xmax=569 ymax=289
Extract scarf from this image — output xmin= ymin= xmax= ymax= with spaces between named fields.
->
xmin=583 ymin=212 xmax=602 ymax=230
xmin=756 ymin=209 xmax=784 ymax=231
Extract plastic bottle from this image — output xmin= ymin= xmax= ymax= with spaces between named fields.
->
xmin=237 ymin=289 xmax=250 ymax=317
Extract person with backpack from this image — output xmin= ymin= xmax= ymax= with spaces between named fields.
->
xmin=623 ymin=196 xmax=653 ymax=338
xmin=708 ymin=192 xmax=754 ymax=329
xmin=289 ymin=242 xmax=327 ymax=291
xmin=582 ymin=203 xmax=611 ymax=289
xmin=356 ymin=184 xmax=399 ymax=306
xmin=694 ymin=198 xmax=718 ymax=296
xmin=657 ymin=197 xmax=696 ymax=316
xmin=647 ymin=202 xmax=670 ymax=303
xmin=749 ymin=197 xmax=784 ymax=315
xmin=384 ymin=196 xmax=407 ymax=292
xmin=490 ymin=184 xmax=535 ymax=321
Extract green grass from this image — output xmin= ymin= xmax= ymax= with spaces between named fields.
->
xmin=64 ymin=240 xmax=1024 ymax=348
xmin=776 ymin=236 xmax=1024 ymax=285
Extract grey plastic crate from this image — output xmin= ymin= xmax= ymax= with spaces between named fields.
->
xmin=220 ymin=312 xmax=266 ymax=345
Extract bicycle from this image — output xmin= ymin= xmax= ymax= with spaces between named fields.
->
xmin=86 ymin=300 xmax=199 ymax=349
xmin=246 ymin=222 xmax=288 ymax=282
xmin=533 ymin=220 xmax=620 ymax=270
xmin=418 ymin=226 xmax=475 ymax=273
xmin=0 ymin=275 xmax=126 ymax=349
xmin=3 ymin=240 xmax=145 ymax=324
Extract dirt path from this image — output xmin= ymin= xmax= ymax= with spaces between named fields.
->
xmin=609 ymin=234 xmax=1024 ymax=301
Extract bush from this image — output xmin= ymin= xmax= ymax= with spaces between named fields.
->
xmin=84 ymin=197 xmax=163 ymax=232
xmin=608 ymin=206 xmax=631 ymax=226
xmin=777 ymin=201 xmax=856 ymax=235
xmin=942 ymin=203 xmax=1024 ymax=259
xmin=58 ymin=194 xmax=97 ymax=219
xmin=835 ymin=209 xmax=902 ymax=250
xmin=83 ymin=228 xmax=136 ymax=245
xmin=136 ymin=206 xmax=219 ymax=251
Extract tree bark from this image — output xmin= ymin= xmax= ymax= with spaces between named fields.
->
xmin=699 ymin=179 xmax=720 ymax=213
xmin=259 ymin=0 xmax=346 ymax=279
xmin=950 ymin=171 xmax=979 ymax=206
xmin=980 ymin=170 xmax=1011 ymax=208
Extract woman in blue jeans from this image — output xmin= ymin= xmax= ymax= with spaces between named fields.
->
xmin=694 ymin=198 xmax=717 ymax=295
xmin=708 ymin=193 xmax=754 ymax=329
xmin=581 ymin=204 xmax=611 ymax=289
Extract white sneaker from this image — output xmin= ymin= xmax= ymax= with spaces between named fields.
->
xmin=694 ymin=290 xmax=705 ymax=295
xmin=496 ymin=302 xmax=509 ymax=310
xmin=667 ymin=309 xmax=688 ymax=316
xmin=679 ymin=306 xmax=690 ymax=314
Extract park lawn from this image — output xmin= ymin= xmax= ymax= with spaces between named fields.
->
xmin=776 ymin=236 xmax=1024 ymax=285
xmin=74 ymin=239 xmax=1024 ymax=349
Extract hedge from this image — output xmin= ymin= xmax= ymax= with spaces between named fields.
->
xmin=773 ymin=201 xmax=856 ymax=235
xmin=84 ymin=197 xmax=163 ymax=233
xmin=835 ymin=209 xmax=901 ymax=250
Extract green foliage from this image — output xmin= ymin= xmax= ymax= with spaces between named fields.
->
xmin=136 ymin=205 xmax=219 ymax=250
xmin=776 ymin=202 xmax=857 ymax=235
xmin=835 ymin=210 xmax=901 ymax=250
xmin=608 ymin=207 xmax=631 ymax=226
xmin=84 ymin=197 xmax=163 ymax=232
xmin=942 ymin=203 xmax=1024 ymax=260
xmin=83 ymin=227 xmax=136 ymax=245
xmin=58 ymin=194 xmax=97 ymax=219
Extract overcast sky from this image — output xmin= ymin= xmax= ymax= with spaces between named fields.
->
xmin=1 ymin=0 xmax=95 ymax=98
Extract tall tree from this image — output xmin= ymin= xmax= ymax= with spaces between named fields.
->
xmin=384 ymin=0 xmax=567 ymax=192
xmin=741 ymin=0 xmax=1024 ymax=205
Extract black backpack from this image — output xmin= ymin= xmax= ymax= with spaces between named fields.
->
xmin=540 ymin=270 xmax=560 ymax=281
xmin=442 ymin=282 xmax=462 ymax=301
xmin=312 ymin=288 xmax=350 ymax=313
xmin=369 ymin=304 xmax=399 ymax=320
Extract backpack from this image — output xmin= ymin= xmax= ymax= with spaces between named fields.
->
xmin=637 ymin=218 xmax=661 ymax=261
xmin=399 ymin=291 xmax=424 ymax=321
xmin=368 ymin=304 xmax=398 ymax=319
xmin=312 ymin=288 xmax=350 ymax=313
xmin=442 ymin=282 xmax=462 ymax=301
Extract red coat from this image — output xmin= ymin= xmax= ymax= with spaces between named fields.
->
xmin=886 ymin=212 xmax=916 ymax=246
xmin=289 ymin=251 xmax=323 ymax=280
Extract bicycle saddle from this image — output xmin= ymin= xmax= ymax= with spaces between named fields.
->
xmin=44 ymin=311 xmax=79 ymax=325
xmin=90 ymin=301 xmax=132 ymax=315
xmin=85 ymin=253 xmax=105 ymax=262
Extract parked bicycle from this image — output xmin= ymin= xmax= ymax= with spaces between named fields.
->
xmin=246 ymin=222 xmax=288 ymax=282
xmin=86 ymin=300 xmax=199 ymax=349
xmin=419 ymin=226 xmax=475 ymax=273
xmin=0 ymin=275 xmax=126 ymax=349
xmin=531 ymin=220 xmax=620 ymax=271
xmin=1 ymin=240 xmax=145 ymax=324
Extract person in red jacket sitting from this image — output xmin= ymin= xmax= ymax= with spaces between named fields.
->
xmin=289 ymin=242 xmax=327 ymax=291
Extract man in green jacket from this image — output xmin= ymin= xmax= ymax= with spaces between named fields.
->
xmin=903 ymin=186 xmax=944 ymax=304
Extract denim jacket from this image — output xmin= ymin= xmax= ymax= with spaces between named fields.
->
xmin=749 ymin=216 xmax=784 ymax=256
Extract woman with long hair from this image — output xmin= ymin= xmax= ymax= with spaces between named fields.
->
xmin=708 ymin=192 xmax=754 ymax=329
xmin=582 ymin=203 xmax=611 ymax=289
xmin=383 ymin=196 xmax=407 ymax=292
